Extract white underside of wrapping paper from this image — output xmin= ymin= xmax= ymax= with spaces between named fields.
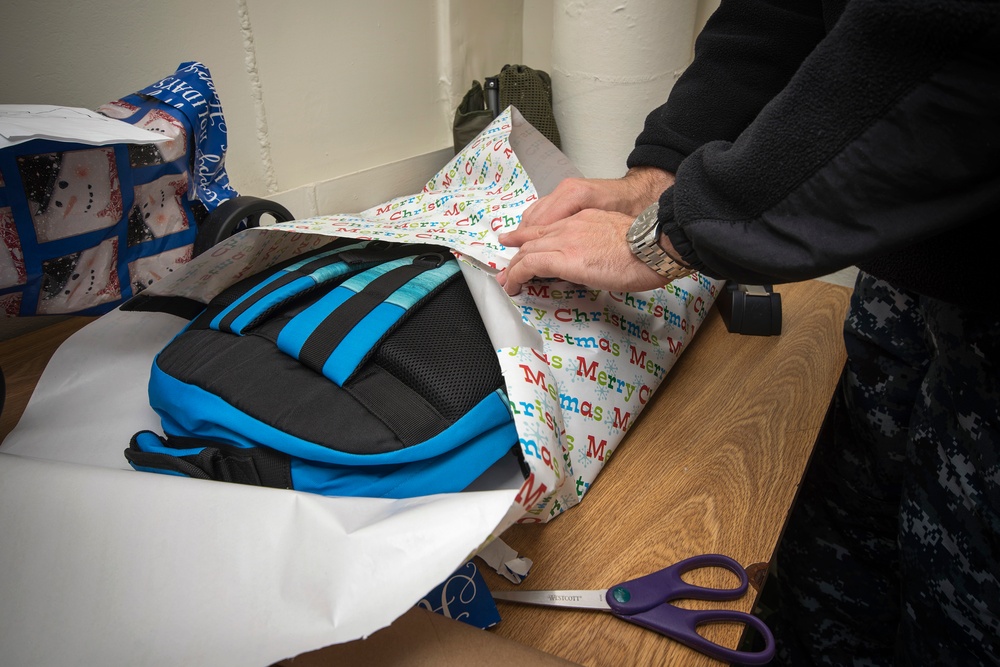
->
xmin=0 ymin=108 xmax=721 ymax=666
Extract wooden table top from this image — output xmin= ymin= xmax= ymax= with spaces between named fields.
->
xmin=1 ymin=316 xmax=97 ymax=442
xmin=0 ymin=278 xmax=851 ymax=666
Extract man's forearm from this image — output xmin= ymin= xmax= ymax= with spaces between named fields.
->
xmin=619 ymin=166 xmax=675 ymax=216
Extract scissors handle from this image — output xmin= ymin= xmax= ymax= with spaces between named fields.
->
xmin=606 ymin=554 xmax=775 ymax=665
xmin=606 ymin=553 xmax=748 ymax=613
xmin=613 ymin=604 xmax=776 ymax=665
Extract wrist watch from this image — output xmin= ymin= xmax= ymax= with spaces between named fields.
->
xmin=626 ymin=203 xmax=693 ymax=281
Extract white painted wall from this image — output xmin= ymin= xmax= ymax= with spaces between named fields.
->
xmin=523 ymin=0 xmax=719 ymax=76
xmin=524 ymin=0 xmax=720 ymax=177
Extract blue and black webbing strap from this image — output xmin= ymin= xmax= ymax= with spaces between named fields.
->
xmin=194 ymin=240 xmax=447 ymax=333
xmin=277 ymin=250 xmax=461 ymax=385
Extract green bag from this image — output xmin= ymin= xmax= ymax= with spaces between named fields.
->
xmin=452 ymin=64 xmax=561 ymax=153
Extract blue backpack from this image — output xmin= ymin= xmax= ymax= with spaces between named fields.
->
xmin=124 ymin=239 xmax=522 ymax=498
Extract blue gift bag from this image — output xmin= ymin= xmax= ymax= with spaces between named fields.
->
xmin=0 ymin=61 xmax=237 ymax=316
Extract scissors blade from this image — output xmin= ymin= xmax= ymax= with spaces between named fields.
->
xmin=491 ymin=589 xmax=612 ymax=610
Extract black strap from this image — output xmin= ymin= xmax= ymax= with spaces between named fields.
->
xmin=193 ymin=445 xmax=292 ymax=488
xmin=346 ymin=365 xmax=451 ymax=446
xmin=120 ymin=294 xmax=209 ymax=320
xmin=126 ymin=432 xmax=292 ymax=489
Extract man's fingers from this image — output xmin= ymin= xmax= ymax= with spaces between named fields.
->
xmin=499 ymin=219 xmax=552 ymax=248
xmin=518 ymin=178 xmax=601 ymax=229
xmin=500 ymin=249 xmax=559 ymax=296
xmin=521 ymin=196 xmax=580 ymax=229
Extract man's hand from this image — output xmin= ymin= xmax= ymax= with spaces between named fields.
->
xmin=514 ymin=166 xmax=675 ymax=231
xmin=496 ymin=166 xmax=676 ymax=295
xmin=497 ymin=208 xmax=669 ymax=295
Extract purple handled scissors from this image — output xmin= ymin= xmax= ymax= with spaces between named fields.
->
xmin=491 ymin=553 xmax=775 ymax=665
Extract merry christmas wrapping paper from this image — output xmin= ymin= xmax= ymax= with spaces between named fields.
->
xmin=0 ymin=108 xmax=720 ymax=666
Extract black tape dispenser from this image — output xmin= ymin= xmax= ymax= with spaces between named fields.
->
xmin=716 ymin=283 xmax=782 ymax=336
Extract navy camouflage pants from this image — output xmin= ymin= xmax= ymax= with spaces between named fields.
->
xmin=763 ymin=272 xmax=1000 ymax=666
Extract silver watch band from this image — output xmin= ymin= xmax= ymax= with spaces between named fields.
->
xmin=633 ymin=240 xmax=693 ymax=281
xmin=627 ymin=203 xmax=693 ymax=281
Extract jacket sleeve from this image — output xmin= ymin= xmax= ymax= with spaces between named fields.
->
xmin=659 ymin=0 xmax=1000 ymax=285
xmin=626 ymin=0 xmax=828 ymax=174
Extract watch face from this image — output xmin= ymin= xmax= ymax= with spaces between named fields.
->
xmin=627 ymin=206 xmax=659 ymax=244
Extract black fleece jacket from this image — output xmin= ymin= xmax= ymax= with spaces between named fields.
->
xmin=627 ymin=0 xmax=999 ymax=309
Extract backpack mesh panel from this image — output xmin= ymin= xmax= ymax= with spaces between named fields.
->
xmin=371 ymin=277 xmax=504 ymax=422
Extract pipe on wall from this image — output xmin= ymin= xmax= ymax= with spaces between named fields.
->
xmin=551 ymin=0 xmax=698 ymax=178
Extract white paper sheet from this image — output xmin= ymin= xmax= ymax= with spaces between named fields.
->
xmin=0 ymin=104 xmax=173 ymax=149
xmin=0 ymin=308 xmax=521 ymax=666
xmin=0 ymin=455 xmax=518 ymax=666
